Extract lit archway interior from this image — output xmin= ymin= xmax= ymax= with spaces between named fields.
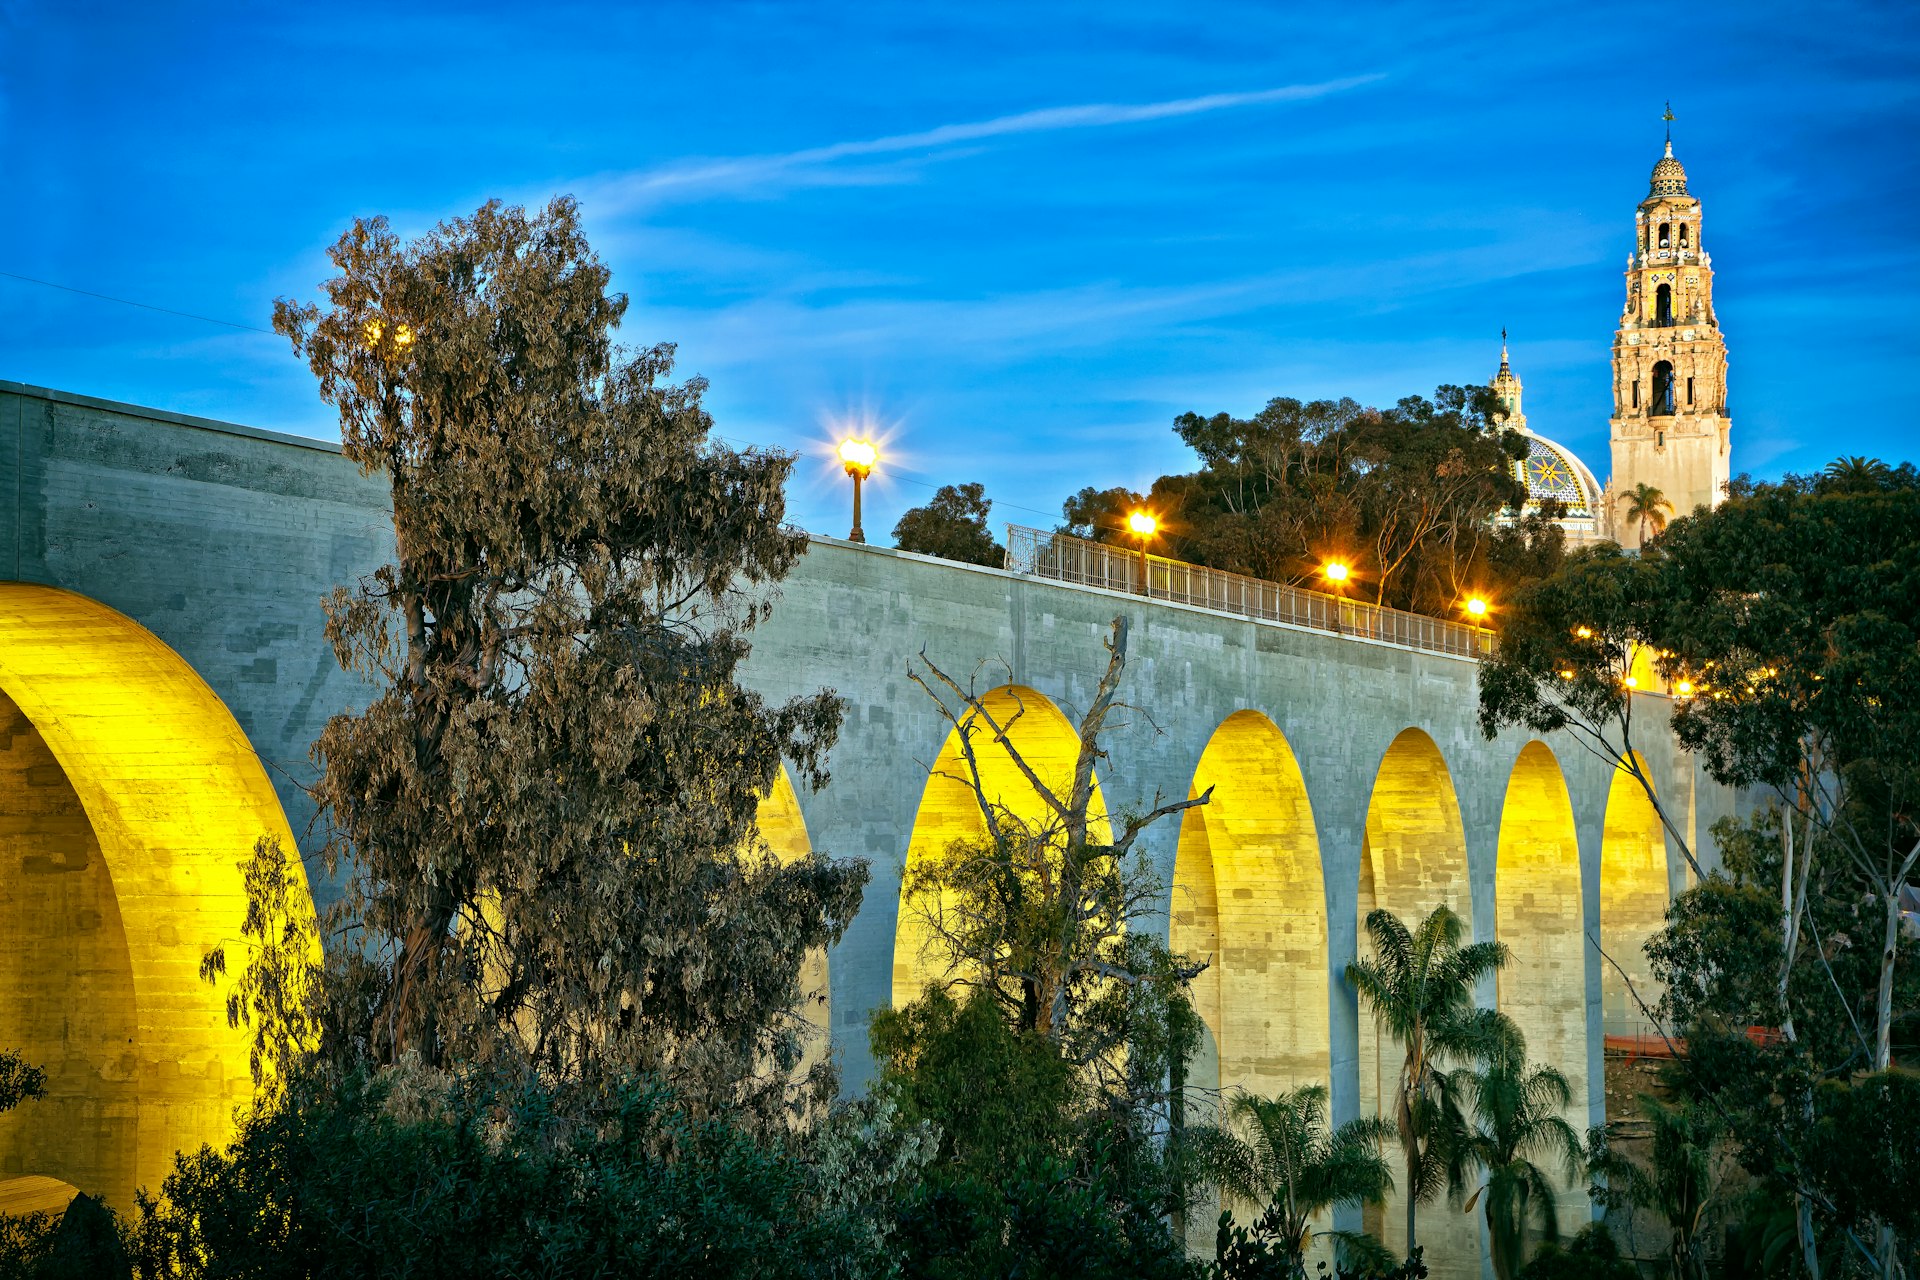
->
xmin=1357 ymin=727 xmax=1477 ymax=1275
xmin=1492 ymin=741 xmax=1587 ymax=1221
xmin=1171 ymin=711 xmax=1328 ymax=1107
xmin=1600 ymin=757 xmax=1669 ymax=1042
xmin=892 ymin=686 xmax=1110 ymax=1009
xmin=0 ymin=584 xmax=311 ymax=1208
xmin=1171 ymin=710 xmax=1327 ymax=1255
xmin=756 ymin=766 xmax=832 ymax=1076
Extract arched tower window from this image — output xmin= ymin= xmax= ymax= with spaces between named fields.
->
xmin=1631 ymin=379 xmax=1640 ymax=409
xmin=1655 ymin=283 xmax=1674 ymax=326
xmin=1658 ymin=222 xmax=1671 ymax=249
xmin=1679 ymin=222 xmax=1690 ymax=248
xmin=1652 ymin=361 xmax=1676 ymax=416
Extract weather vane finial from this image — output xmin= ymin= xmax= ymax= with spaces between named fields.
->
xmin=1663 ymin=101 xmax=1676 ymax=144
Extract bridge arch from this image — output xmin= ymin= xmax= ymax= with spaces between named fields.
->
xmin=756 ymin=766 xmax=832 ymax=1075
xmin=1492 ymin=741 xmax=1588 ymax=1217
xmin=1355 ymin=727 xmax=1476 ymax=1272
xmin=0 ymin=583 xmax=310 ymax=1207
xmin=891 ymin=685 xmax=1110 ymax=1008
xmin=1171 ymin=710 xmax=1328 ymax=1110
xmin=1600 ymin=756 xmax=1670 ymax=1043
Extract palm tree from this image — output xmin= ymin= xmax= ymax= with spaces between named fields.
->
xmin=1345 ymin=905 xmax=1514 ymax=1254
xmin=1190 ymin=1082 xmax=1396 ymax=1277
xmin=1623 ymin=482 xmax=1672 ymax=545
xmin=1820 ymin=455 xmax=1892 ymax=493
xmin=1453 ymin=1039 xmax=1585 ymax=1280
xmin=1588 ymin=1096 xmax=1721 ymax=1280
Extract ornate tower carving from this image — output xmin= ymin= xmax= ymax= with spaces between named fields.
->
xmin=1607 ymin=131 xmax=1731 ymax=546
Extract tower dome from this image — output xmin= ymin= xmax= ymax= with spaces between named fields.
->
xmin=1486 ymin=341 xmax=1607 ymax=544
xmin=1649 ymin=140 xmax=1689 ymax=197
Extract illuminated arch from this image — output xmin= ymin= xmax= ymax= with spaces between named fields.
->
xmin=1356 ymin=728 xmax=1475 ymax=1270
xmin=892 ymin=686 xmax=1110 ymax=1008
xmin=0 ymin=1176 xmax=79 ymax=1217
xmin=0 ymin=584 xmax=311 ymax=1207
xmin=1171 ymin=711 xmax=1327 ymax=1107
xmin=756 ymin=766 xmax=832 ymax=1075
xmin=1600 ymin=756 xmax=1670 ymax=1043
xmin=1493 ymin=742 xmax=1588 ymax=1219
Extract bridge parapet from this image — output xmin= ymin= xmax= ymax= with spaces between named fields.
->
xmin=1004 ymin=523 xmax=1495 ymax=659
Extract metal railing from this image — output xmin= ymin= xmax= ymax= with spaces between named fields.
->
xmin=1002 ymin=524 xmax=1495 ymax=660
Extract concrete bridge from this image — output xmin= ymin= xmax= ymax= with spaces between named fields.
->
xmin=0 ymin=381 xmax=1729 ymax=1266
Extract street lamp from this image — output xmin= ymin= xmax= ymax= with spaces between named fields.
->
xmin=838 ymin=438 xmax=878 ymax=543
xmin=1322 ymin=560 xmax=1351 ymax=586
xmin=1464 ymin=595 xmax=1489 ymax=622
xmin=1126 ymin=510 xmax=1157 ymax=596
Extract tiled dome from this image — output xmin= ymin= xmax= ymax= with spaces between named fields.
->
xmin=1649 ymin=141 xmax=1689 ymax=197
xmin=1511 ymin=432 xmax=1599 ymax=518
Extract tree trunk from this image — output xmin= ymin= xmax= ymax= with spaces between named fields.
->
xmin=1404 ymin=1141 xmax=1418 ymax=1257
xmin=1875 ymin=880 xmax=1899 ymax=1074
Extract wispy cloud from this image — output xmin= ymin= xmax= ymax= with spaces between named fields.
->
xmin=583 ymin=75 xmax=1385 ymax=211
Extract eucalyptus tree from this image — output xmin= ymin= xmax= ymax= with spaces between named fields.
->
xmin=0 ymin=1049 xmax=42 ymax=1114
xmin=1345 ymin=905 xmax=1515 ymax=1254
xmin=1451 ymin=1042 xmax=1584 ymax=1280
xmin=1189 ymin=1082 xmax=1395 ymax=1277
xmin=891 ymin=481 xmax=1004 ymax=568
xmin=272 ymin=197 xmax=866 ymax=1116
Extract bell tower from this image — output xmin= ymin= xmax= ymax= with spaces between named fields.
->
xmin=1607 ymin=117 xmax=1731 ymax=545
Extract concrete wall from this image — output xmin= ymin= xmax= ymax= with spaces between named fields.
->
xmin=2 ymin=383 xmax=1734 ymax=1263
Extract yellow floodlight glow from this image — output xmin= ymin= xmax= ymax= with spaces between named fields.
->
xmin=1574 ymin=626 xmax=1593 ymax=639
xmin=838 ymin=437 xmax=878 ymax=477
xmin=1127 ymin=510 xmax=1158 ymax=537
xmin=1559 ymin=669 xmax=1575 ymax=680
xmin=1465 ymin=596 xmax=1489 ymax=619
xmin=1323 ymin=561 xmax=1351 ymax=584
xmin=0 ymin=584 xmax=315 ymax=1206
xmin=1624 ymin=675 xmax=1639 ymax=689
xmin=1674 ymin=679 xmax=1695 ymax=697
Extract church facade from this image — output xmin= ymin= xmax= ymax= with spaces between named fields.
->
xmin=1495 ymin=132 xmax=1733 ymax=548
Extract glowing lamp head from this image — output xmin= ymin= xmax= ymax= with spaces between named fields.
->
xmin=1126 ymin=510 xmax=1158 ymax=538
xmin=1624 ymin=675 xmax=1640 ymax=689
xmin=1559 ymin=669 xmax=1575 ymax=681
xmin=1465 ymin=596 xmax=1489 ymax=619
xmin=1675 ymin=679 xmax=1695 ymax=697
xmin=1575 ymin=626 xmax=1593 ymax=639
xmin=838 ymin=437 xmax=878 ymax=477
xmin=1323 ymin=560 xmax=1351 ymax=584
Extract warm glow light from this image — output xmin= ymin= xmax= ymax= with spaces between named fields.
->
xmin=393 ymin=323 xmax=414 ymax=347
xmin=0 ymin=584 xmax=314 ymax=1204
xmin=838 ymin=437 xmax=878 ymax=477
xmin=1465 ymin=596 xmax=1489 ymax=619
xmin=1574 ymin=626 xmax=1593 ymax=639
xmin=1323 ymin=561 xmax=1351 ymax=583
xmin=1674 ymin=679 xmax=1695 ymax=697
xmin=1624 ymin=675 xmax=1639 ymax=689
xmin=1127 ymin=510 xmax=1158 ymax=537
xmin=1559 ymin=669 xmax=1575 ymax=680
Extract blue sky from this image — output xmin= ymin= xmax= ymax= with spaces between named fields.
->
xmin=2 ymin=1 xmax=1915 ymax=538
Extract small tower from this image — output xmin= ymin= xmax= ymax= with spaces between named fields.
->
xmin=1491 ymin=333 xmax=1525 ymax=430
xmin=1607 ymin=121 xmax=1732 ymax=546
xmin=1491 ymin=336 xmax=1606 ymax=545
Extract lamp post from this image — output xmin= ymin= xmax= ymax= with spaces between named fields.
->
xmin=1321 ymin=560 xmax=1352 ymax=634
xmin=838 ymin=438 xmax=877 ymax=543
xmin=1126 ymin=510 xmax=1157 ymax=596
